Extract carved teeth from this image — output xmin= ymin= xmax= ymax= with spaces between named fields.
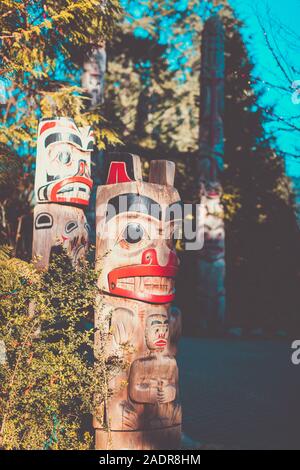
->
xmin=57 ymin=182 xmax=89 ymax=197
xmin=116 ymin=276 xmax=174 ymax=295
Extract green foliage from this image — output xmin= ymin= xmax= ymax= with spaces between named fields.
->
xmin=105 ymin=32 xmax=199 ymax=153
xmin=0 ymin=146 xmax=21 ymax=194
xmin=0 ymin=1 xmax=122 ymax=255
xmin=223 ymin=11 xmax=300 ymax=331
xmin=111 ymin=3 xmax=300 ymax=332
xmin=0 ymin=0 xmax=120 ymax=76
xmin=0 ymin=0 xmax=122 ymax=151
xmin=0 ymin=251 xmax=122 ymax=449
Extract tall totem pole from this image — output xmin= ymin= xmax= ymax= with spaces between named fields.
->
xmin=198 ymin=15 xmax=225 ymax=329
xmin=94 ymin=153 xmax=182 ymax=450
xmin=32 ymin=117 xmax=94 ymax=269
xmin=81 ymin=43 xmax=107 ymax=245
xmin=82 ymin=43 xmax=106 ymax=110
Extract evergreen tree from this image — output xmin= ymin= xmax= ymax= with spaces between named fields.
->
xmin=223 ymin=13 xmax=300 ymax=332
xmin=107 ymin=1 xmax=300 ymax=333
xmin=0 ymin=0 xmax=121 ymax=255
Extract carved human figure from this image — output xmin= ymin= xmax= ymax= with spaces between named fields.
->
xmin=35 ymin=117 xmax=94 ymax=206
xmin=128 ymin=312 xmax=180 ymax=430
xmin=129 ymin=313 xmax=176 ymax=404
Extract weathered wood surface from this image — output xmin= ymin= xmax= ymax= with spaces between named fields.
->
xmin=33 ymin=117 xmax=93 ymax=270
xmin=94 ymin=153 xmax=182 ymax=450
xmin=94 ymin=296 xmax=181 ymax=431
xmin=35 ymin=117 xmax=93 ymax=206
xmin=149 ymin=160 xmax=175 ymax=186
xmin=32 ymin=203 xmax=89 ymax=270
xmin=95 ymin=426 xmax=181 ymax=451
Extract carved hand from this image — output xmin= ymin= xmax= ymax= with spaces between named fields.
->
xmin=157 ymin=384 xmax=176 ymax=404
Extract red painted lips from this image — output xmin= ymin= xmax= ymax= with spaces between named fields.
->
xmin=154 ymin=338 xmax=167 ymax=348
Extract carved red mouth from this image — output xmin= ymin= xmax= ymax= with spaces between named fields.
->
xmin=50 ymin=176 xmax=93 ymax=205
xmin=154 ymin=338 xmax=167 ymax=348
xmin=108 ymin=265 xmax=177 ymax=304
xmin=108 ymin=249 xmax=178 ymax=304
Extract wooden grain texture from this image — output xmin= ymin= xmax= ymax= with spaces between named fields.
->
xmin=105 ymin=152 xmax=143 ymax=184
xmin=94 ymin=296 xmax=181 ymax=436
xmin=95 ymin=425 xmax=181 ymax=451
xmin=149 ymin=160 xmax=175 ymax=186
xmin=32 ymin=203 xmax=89 ymax=270
xmin=94 ymin=155 xmax=182 ymax=450
xmin=35 ymin=117 xmax=93 ymax=206
xmin=95 ymin=180 xmax=181 ymax=299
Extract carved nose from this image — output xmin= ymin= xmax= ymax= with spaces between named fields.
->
xmin=141 ymin=248 xmax=178 ymax=267
xmin=78 ymin=160 xmax=87 ymax=175
xmin=142 ymin=249 xmax=158 ymax=265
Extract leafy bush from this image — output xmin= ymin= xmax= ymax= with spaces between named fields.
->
xmin=0 ymin=250 xmax=121 ymax=450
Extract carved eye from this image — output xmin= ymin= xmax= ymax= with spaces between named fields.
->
xmin=58 ymin=151 xmax=71 ymax=164
xmin=123 ymin=223 xmax=144 ymax=244
xmin=65 ymin=221 xmax=78 ymax=233
xmin=35 ymin=213 xmax=53 ymax=230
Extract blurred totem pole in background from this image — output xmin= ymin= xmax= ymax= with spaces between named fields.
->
xmin=94 ymin=153 xmax=182 ymax=450
xmin=82 ymin=43 xmax=107 ymax=109
xmin=32 ymin=117 xmax=94 ymax=269
xmin=81 ymin=43 xmax=107 ymax=246
xmin=197 ymin=15 xmax=225 ymax=329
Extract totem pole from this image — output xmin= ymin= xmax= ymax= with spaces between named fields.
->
xmin=94 ymin=153 xmax=182 ymax=450
xmin=198 ymin=14 xmax=226 ymax=328
xmin=81 ymin=43 xmax=107 ymax=245
xmin=81 ymin=44 xmax=106 ymax=109
xmin=32 ymin=117 xmax=94 ymax=269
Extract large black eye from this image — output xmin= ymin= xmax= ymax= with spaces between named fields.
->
xmin=58 ymin=151 xmax=71 ymax=164
xmin=35 ymin=213 xmax=53 ymax=230
xmin=123 ymin=223 xmax=144 ymax=244
xmin=65 ymin=221 xmax=78 ymax=233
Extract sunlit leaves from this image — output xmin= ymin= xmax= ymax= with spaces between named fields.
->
xmin=0 ymin=252 xmax=121 ymax=449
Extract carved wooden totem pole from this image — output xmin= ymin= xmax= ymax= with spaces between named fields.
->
xmin=94 ymin=153 xmax=182 ymax=450
xmin=81 ymin=45 xmax=106 ymax=109
xmin=81 ymin=43 xmax=107 ymax=245
xmin=32 ymin=117 xmax=94 ymax=269
xmin=198 ymin=14 xmax=226 ymax=328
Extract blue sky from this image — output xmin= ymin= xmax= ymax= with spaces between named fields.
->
xmin=122 ymin=0 xmax=300 ymax=178
xmin=229 ymin=0 xmax=300 ymax=177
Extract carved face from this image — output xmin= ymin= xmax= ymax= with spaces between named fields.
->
xmin=145 ymin=313 xmax=169 ymax=350
xmin=96 ymin=183 xmax=181 ymax=304
xmin=35 ymin=117 xmax=94 ymax=205
xmin=202 ymin=189 xmax=225 ymax=261
xmin=33 ymin=204 xmax=90 ymax=269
